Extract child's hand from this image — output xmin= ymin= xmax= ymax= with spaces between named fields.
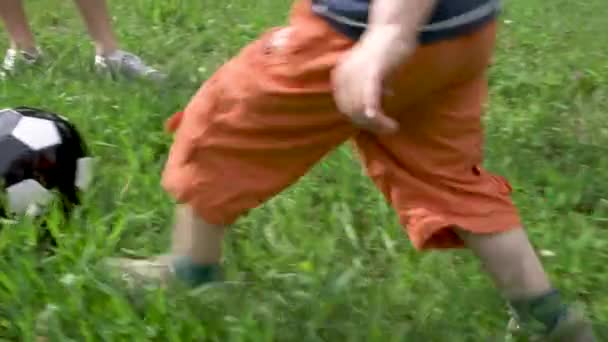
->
xmin=332 ymin=29 xmax=414 ymax=134
xmin=331 ymin=26 xmax=411 ymax=135
xmin=331 ymin=0 xmax=436 ymax=135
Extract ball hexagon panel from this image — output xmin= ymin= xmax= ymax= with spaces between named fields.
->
xmin=5 ymin=178 xmax=53 ymax=215
xmin=11 ymin=116 xmax=62 ymax=151
xmin=0 ymin=108 xmax=22 ymax=137
xmin=0 ymin=135 xmax=32 ymax=182
xmin=75 ymin=157 xmax=96 ymax=191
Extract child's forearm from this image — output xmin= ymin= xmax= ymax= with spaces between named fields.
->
xmin=364 ymin=0 xmax=437 ymax=53
xmin=368 ymin=0 xmax=437 ymax=34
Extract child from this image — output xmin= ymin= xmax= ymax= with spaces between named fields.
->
xmin=108 ymin=0 xmax=596 ymax=340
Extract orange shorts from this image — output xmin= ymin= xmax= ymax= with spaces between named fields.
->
xmin=161 ymin=0 xmax=521 ymax=250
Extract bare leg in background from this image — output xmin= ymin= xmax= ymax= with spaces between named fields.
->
xmin=0 ymin=0 xmax=37 ymax=53
xmin=72 ymin=0 xmax=119 ymax=56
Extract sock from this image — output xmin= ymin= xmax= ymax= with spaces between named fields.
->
xmin=171 ymin=255 xmax=222 ymax=287
xmin=508 ymin=289 xmax=568 ymax=335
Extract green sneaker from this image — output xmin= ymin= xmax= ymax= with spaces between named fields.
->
xmin=505 ymin=303 xmax=596 ymax=341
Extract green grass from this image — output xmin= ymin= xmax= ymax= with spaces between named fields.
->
xmin=1 ymin=0 xmax=607 ymax=340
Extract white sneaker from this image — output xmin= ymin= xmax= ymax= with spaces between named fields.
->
xmin=2 ymin=48 xmax=41 ymax=74
xmin=94 ymin=50 xmax=166 ymax=81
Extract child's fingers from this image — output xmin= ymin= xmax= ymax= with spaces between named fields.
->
xmin=364 ymin=102 xmax=399 ymax=135
xmin=353 ymin=110 xmax=399 ymax=135
xmin=363 ymin=74 xmax=383 ymax=120
xmin=165 ymin=111 xmax=184 ymax=133
xmin=370 ymin=113 xmax=399 ymax=134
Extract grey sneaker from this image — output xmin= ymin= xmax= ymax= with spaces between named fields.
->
xmin=505 ymin=303 xmax=596 ymax=341
xmin=2 ymin=48 xmax=41 ymax=74
xmin=94 ymin=50 xmax=166 ymax=81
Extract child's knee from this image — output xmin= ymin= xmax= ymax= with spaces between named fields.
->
xmin=454 ymin=226 xmax=526 ymax=251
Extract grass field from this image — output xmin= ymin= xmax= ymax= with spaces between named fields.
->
xmin=1 ymin=0 xmax=608 ymax=340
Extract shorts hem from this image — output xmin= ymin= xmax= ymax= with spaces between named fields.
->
xmin=405 ymin=207 xmax=522 ymax=250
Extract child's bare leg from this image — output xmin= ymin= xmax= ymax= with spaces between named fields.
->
xmin=165 ymin=204 xmax=226 ymax=286
xmin=0 ymin=0 xmax=37 ymax=53
xmin=171 ymin=204 xmax=225 ymax=263
xmin=72 ymin=0 xmax=118 ymax=55
xmin=457 ymin=227 xmax=551 ymax=299
xmin=106 ymin=204 xmax=225 ymax=287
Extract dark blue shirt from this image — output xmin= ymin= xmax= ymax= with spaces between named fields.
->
xmin=312 ymin=0 xmax=501 ymax=44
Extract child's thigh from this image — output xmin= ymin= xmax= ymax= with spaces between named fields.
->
xmin=161 ymin=5 xmax=356 ymax=226
xmin=354 ymin=74 xmax=521 ymax=251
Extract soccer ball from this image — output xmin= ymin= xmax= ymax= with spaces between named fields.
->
xmin=0 ymin=106 xmax=95 ymax=219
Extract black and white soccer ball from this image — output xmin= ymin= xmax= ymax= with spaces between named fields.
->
xmin=0 ymin=106 xmax=95 ymax=219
